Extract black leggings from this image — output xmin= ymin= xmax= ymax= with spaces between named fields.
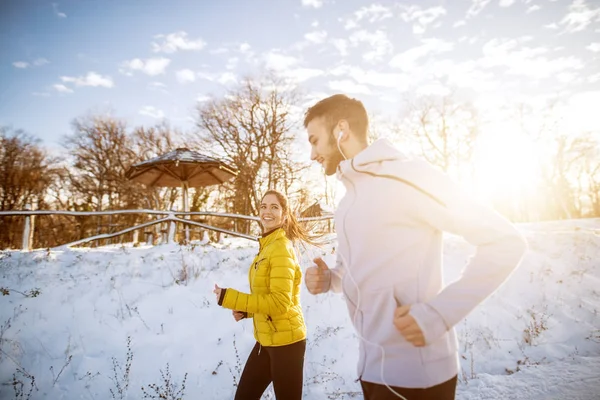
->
xmin=234 ymin=340 xmax=306 ymax=400
xmin=360 ymin=375 xmax=458 ymax=400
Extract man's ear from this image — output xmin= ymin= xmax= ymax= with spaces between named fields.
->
xmin=337 ymin=119 xmax=350 ymax=136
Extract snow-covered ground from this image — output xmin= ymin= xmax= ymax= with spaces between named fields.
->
xmin=1 ymin=219 xmax=599 ymax=399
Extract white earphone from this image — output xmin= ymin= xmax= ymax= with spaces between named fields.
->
xmin=336 ymin=130 xmax=347 ymax=160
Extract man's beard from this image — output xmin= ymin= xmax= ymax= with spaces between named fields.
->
xmin=324 ymin=135 xmax=345 ymax=176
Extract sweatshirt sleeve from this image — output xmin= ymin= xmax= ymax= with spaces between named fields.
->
xmin=221 ymin=243 xmax=296 ymax=316
xmin=329 ymin=252 xmax=346 ymax=293
xmin=406 ymin=160 xmax=528 ymax=345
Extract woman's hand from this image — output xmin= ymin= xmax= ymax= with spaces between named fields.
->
xmin=232 ymin=310 xmax=246 ymax=322
xmin=213 ymin=283 xmax=224 ymax=303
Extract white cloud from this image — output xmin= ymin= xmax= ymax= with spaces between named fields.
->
xmin=480 ymin=38 xmax=583 ymax=78
xmin=328 ymin=80 xmax=372 ymax=95
xmin=344 ymin=19 xmax=359 ymax=30
xmin=400 ymin=5 xmax=447 ymax=34
xmin=210 ymin=47 xmax=228 ymax=55
xmin=527 ymin=5 xmax=541 ymax=13
xmin=355 ymin=4 xmax=393 ymax=23
xmin=331 ymin=38 xmax=349 ymax=56
xmin=302 ymin=0 xmax=323 ymax=8
xmin=544 ymin=22 xmax=559 ymax=29
xmin=342 ymin=4 xmax=393 ymax=31
xmin=499 ymin=0 xmax=515 ymax=7
xmin=416 ymin=83 xmax=451 ymax=97
xmin=305 ymin=30 xmax=328 ymax=43
xmin=226 ymin=57 xmax=239 ymax=70
xmin=53 ymin=84 xmax=73 ymax=93
xmin=196 ymin=95 xmax=211 ymax=103
xmin=467 ymin=0 xmax=492 ymax=18
xmin=52 ymin=3 xmax=67 ymax=18
xmin=588 ymin=72 xmax=600 ymax=83
xmin=217 ymin=72 xmax=237 ymax=85
xmin=152 ymin=31 xmax=206 ymax=53
xmin=60 ymin=72 xmax=114 ymax=88
xmin=283 ymin=68 xmax=324 ymax=83
xmin=265 ymin=52 xmax=299 ymax=70
xmin=197 ymin=71 xmax=215 ymax=81
xmin=302 ymin=91 xmax=331 ymax=108
xmin=557 ymin=72 xmax=579 ymax=84
xmin=330 ymin=65 xmax=412 ymax=90
xmin=511 ymin=56 xmax=583 ymax=78
xmin=389 ymin=38 xmax=454 ymax=71
xmin=311 ymin=20 xmax=319 ymax=27
xmin=586 ymin=42 xmax=600 ymax=52
xmin=349 ymin=29 xmax=393 ymax=62
xmin=329 ymin=65 xmax=351 ymax=77
xmin=459 ymin=35 xmax=480 ymax=45
xmin=433 ymin=59 xmax=498 ymax=91
xmin=565 ymin=91 xmax=600 ymax=132
xmin=148 ymin=82 xmax=168 ymax=93
xmin=560 ymin=0 xmax=600 ymax=33
xmin=139 ymin=106 xmax=165 ymax=119
xmin=453 ymin=20 xmax=466 ymax=28
xmin=175 ymin=69 xmax=196 ymax=84
xmin=240 ymin=43 xmax=251 ymax=53
xmin=33 ymin=58 xmax=49 ymax=66
xmin=120 ymin=57 xmax=171 ymax=76
xmin=13 ymin=58 xmax=49 ymax=69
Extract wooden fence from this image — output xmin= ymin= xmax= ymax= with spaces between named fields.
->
xmin=0 ymin=208 xmax=333 ymax=250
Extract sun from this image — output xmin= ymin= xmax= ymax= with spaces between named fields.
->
xmin=471 ymin=124 xmax=542 ymax=202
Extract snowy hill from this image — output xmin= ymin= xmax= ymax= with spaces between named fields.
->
xmin=1 ymin=219 xmax=599 ymax=399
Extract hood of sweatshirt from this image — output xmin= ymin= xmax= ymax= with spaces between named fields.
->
xmin=336 ymin=138 xmax=408 ymax=184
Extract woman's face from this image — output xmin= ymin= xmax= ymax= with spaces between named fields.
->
xmin=259 ymin=194 xmax=285 ymax=232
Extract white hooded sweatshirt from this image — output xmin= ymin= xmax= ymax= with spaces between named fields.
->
xmin=329 ymin=139 xmax=527 ymax=388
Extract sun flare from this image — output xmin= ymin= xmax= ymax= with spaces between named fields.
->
xmin=472 ymin=125 xmax=542 ymax=201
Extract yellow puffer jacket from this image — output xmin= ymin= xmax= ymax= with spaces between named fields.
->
xmin=221 ymin=228 xmax=306 ymax=347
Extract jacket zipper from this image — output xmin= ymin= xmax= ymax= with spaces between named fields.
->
xmin=341 ymin=170 xmax=367 ymax=380
xmin=251 ymin=238 xmax=278 ymax=342
xmin=267 ymin=315 xmax=277 ymax=332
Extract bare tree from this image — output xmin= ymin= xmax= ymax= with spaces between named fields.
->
xmin=558 ymin=133 xmax=600 ymax=218
xmin=398 ymin=94 xmax=479 ymax=180
xmin=129 ymin=122 xmax=187 ymax=211
xmin=62 ymin=115 xmax=143 ymax=243
xmin=194 ymin=75 xmax=309 ymax=233
xmin=0 ymin=126 xmax=59 ymax=248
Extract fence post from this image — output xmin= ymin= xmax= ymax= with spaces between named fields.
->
xmin=167 ymin=206 xmax=177 ymax=244
xmin=132 ymin=229 xmax=139 ymax=244
xmin=22 ymin=204 xmax=34 ymax=251
xmin=146 ymin=227 xmax=154 ymax=246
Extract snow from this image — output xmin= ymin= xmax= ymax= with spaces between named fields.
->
xmin=1 ymin=219 xmax=599 ymax=399
xmin=132 ymin=148 xmax=222 ymax=166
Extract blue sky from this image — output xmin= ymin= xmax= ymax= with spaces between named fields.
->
xmin=1 ymin=0 xmax=599 ymax=150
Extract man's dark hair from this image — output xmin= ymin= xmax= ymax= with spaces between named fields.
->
xmin=303 ymin=94 xmax=369 ymax=141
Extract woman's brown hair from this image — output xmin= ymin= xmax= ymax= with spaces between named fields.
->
xmin=261 ymin=189 xmax=323 ymax=247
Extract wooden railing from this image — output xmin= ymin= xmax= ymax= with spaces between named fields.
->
xmin=0 ymin=208 xmax=334 ymax=250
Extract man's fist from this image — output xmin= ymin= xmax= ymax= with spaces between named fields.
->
xmin=393 ymin=305 xmax=425 ymax=347
xmin=305 ymin=257 xmax=331 ymax=295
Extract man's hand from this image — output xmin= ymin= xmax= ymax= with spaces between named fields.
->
xmin=305 ymin=257 xmax=331 ymax=295
xmin=232 ymin=310 xmax=245 ymax=322
xmin=393 ymin=305 xmax=425 ymax=347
